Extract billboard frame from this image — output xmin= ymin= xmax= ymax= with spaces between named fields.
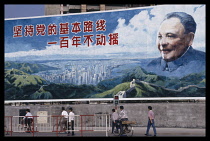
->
xmin=4 ymin=4 xmax=206 ymax=101
xmin=4 ymin=97 xmax=205 ymax=105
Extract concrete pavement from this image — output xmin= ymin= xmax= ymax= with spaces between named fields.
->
xmin=4 ymin=127 xmax=205 ymax=137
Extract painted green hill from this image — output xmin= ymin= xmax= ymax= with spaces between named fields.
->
xmin=4 ymin=69 xmax=49 ymax=100
xmin=4 ymin=62 xmax=205 ymax=100
xmin=5 ymin=61 xmax=58 ymax=74
xmin=121 ymin=66 xmax=205 ymax=90
xmin=91 ymin=80 xmax=205 ymax=98
xmin=91 ymin=82 xmax=130 ymax=98
xmin=5 ymin=69 xmax=48 ymax=88
xmin=4 ymin=69 xmax=102 ymax=100
xmin=30 ymin=85 xmax=53 ymax=99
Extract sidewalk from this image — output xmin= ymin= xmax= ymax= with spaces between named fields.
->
xmin=132 ymin=127 xmax=205 ymax=137
xmin=4 ymin=127 xmax=205 ymax=137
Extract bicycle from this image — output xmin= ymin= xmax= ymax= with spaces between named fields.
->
xmin=113 ymin=120 xmax=136 ymax=137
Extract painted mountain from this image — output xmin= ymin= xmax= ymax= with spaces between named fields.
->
xmin=4 ymin=61 xmax=205 ymax=100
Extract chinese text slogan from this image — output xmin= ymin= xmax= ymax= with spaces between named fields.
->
xmin=13 ymin=19 xmax=118 ymax=48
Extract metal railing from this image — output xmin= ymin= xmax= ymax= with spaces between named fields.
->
xmin=4 ymin=114 xmax=111 ymax=136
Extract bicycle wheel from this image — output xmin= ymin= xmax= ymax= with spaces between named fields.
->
xmin=124 ymin=124 xmax=133 ymax=137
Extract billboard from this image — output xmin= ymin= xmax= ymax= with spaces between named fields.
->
xmin=4 ymin=5 xmax=205 ymax=100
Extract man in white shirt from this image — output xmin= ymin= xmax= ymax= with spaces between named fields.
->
xmin=61 ymin=107 xmax=68 ymax=130
xmin=23 ymin=109 xmax=33 ymax=132
xmin=68 ymin=107 xmax=75 ymax=136
xmin=111 ymin=109 xmax=119 ymax=133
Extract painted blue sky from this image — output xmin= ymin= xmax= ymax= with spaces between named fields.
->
xmin=5 ymin=4 xmax=205 ymax=61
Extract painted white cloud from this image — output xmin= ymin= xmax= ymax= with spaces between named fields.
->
xmin=114 ymin=4 xmax=205 ymax=57
xmin=149 ymin=4 xmax=206 ymax=50
xmin=5 ymin=4 xmax=205 ymax=59
xmin=5 ymin=39 xmax=128 ymax=58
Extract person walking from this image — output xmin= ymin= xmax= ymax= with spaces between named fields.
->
xmin=145 ymin=106 xmax=157 ymax=136
xmin=67 ymin=107 xmax=75 ymax=136
xmin=23 ymin=109 xmax=33 ymax=133
xmin=111 ymin=109 xmax=119 ymax=134
xmin=61 ymin=107 xmax=68 ymax=131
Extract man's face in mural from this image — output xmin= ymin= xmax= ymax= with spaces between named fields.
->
xmin=156 ymin=17 xmax=194 ymax=62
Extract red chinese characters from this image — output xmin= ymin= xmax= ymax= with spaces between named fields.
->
xmin=83 ymin=21 xmax=94 ymax=32
xmin=48 ymin=23 xmax=57 ymax=35
xmin=36 ymin=24 xmax=46 ymax=36
xmin=13 ymin=25 xmax=23 ymax=37
xmin=60 ymin=36 xmax=69 ymax=48
xmin=84 ymin=35 xmax=94 ymax=46
xmin=96 ymin=34 xmax=106 ymax=46
xmin=72 ymin=36 xmax=81 ymax=47
xmin=24 ymin=25 xmax=34 ymax=37
xmin=60 ymin=22 xmax=69 ymax=35
xmin=13 ymin=19 xmax=118 ymax=48
xmin=108 ymin=33 xmax=118 ymax=45
xmin=71 ymin=22 xmax=82 ymax=34
xmin=96 ymin=19 xmax=106 ymax=31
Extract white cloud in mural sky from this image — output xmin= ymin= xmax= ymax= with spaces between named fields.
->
xmin=5 ymin=4 xmax=205 ymax=59
xmin=114 ymin=4 xmax=206 ymax=54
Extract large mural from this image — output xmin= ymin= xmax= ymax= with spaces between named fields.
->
xmin=4 ymin=5 xmax=205 ymax=100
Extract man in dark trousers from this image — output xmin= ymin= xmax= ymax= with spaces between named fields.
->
xmin=145 ymin=106 xmax=157 ymax=136
xmin=23 ymin=109 xmax=33 ymax=133
xmin=111 ymin=108 xmax=119 ymax=133
xmin=67 ymin=107 xmax=75 ymax=136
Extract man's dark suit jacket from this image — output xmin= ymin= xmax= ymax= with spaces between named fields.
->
xmin=145 ymin=46 xmax=205 ymax=78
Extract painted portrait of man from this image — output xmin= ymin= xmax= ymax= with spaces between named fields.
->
xmin=145 ymin=12 xmax=206 ymax=78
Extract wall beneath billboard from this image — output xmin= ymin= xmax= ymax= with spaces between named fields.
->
xmin=5 ymin=102 xmax=205 ymax=128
